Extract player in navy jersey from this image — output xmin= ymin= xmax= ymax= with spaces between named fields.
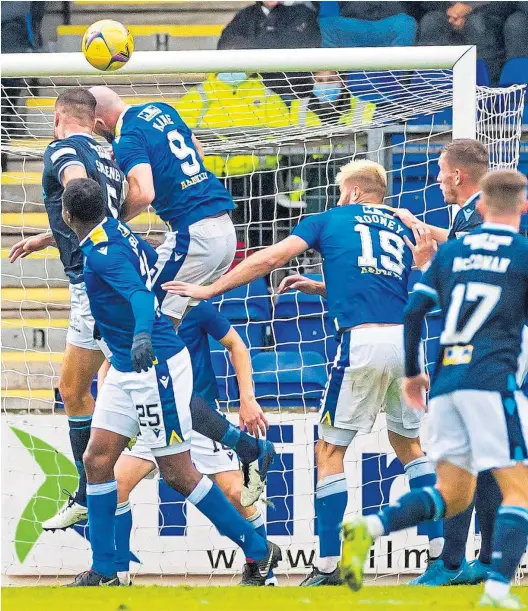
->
xmin=61 ymin=178 xmax=281 ymax=587
xmin=162 ymin=160 xmax=443 ymax=586
xmin=394 ymin=139 xmax=513 ymax=587
xmin=111 ymin=301 xmax=276 ymax=585
xmin=88 ymin=86 xmax=238 ymax=328
xmin=8 ymin=88 xmax=127 ymax=532
xmin=340 ymin=170 xmax=528 ymax=609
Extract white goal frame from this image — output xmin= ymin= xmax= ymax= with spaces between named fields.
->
xmin=3 ymin=45 xmax=477 ymax=140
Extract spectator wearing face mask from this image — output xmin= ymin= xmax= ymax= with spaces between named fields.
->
xmin=318 ymin=2 xmax=417 ymax=49
xmin=218 ymin=1 xmax=321 ymax=102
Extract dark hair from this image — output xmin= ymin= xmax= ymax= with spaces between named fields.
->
xmin=441 ymin=139 xmax=489 ymax=181
xmin=480 ymin=170 xmax=527 ymax=212
xmin=56 ymin=88 xmax=97 ymax=123
xmin=63 ymin=178 xmax=106 ymax=223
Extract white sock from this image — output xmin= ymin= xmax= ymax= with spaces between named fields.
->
xmin=429 ymin=537 xmax=444 ymax=559
xmin=366 ymin=515 xmax=384 ymax=538
xmin=484 ymin=579 xmax=510 ymax=601
xmin=317 ymin=556 xmax=339 ymax=573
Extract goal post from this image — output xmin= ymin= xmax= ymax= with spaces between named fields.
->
xmin=2 ymin=46 xmax=526 ymax=583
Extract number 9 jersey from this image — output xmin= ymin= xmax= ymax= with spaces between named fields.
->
xmin=112 ymin=102 xmax=235 ymax=232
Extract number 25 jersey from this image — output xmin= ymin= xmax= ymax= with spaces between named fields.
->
xmin=292 ymin=204 xmax=414 ymax=330
xmin=416 ymin=223 xmax=528 ymax=397
xmin=112 ymin=102 xmax=235 ymax=232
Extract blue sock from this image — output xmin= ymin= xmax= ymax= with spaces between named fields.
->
xmin=248 ymin=509 xmax=274 ymax=578
xmin=221 ymin=427 xmax=262 ymax=464
xmin=377 ymin=487 xmax=446 ymax=535
xmin=86 ymin=480 xmax=117 ymax=577
xmin=68 ymin=415 xmax=92 ymax=506
xmin=488 ymin=505 xmax=528 ymax=584
xmin=475 ymin=470 xmax=502 ymax=565
xmin=405 ymin=457 xmax=444 ymax=558
xmin=188 ymin=476 xmax=268 ymax=561
xmin=315 ymin=474 xmax=348 ymax=569
xmin=115 ymin=501 xmax=132 ymax=573
xmin=440 ymin=499 xmax=475 ymax=570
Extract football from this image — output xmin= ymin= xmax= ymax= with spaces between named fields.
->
xmin=82 ymin=19 xmax=134 ymax=72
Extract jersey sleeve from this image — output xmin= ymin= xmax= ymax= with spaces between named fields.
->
xmin=45 ymin=141 xmax=86 ymax=184
xmin=197 ymin=302 xmax=232 ymax=342
xmin=113 ymin=129 xmax=150 ymax=176
xmin=291 ymin=213 xmax=324 ymax=250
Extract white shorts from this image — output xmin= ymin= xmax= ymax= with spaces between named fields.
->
xmin=153 ymin=213 xmax=236 ymax=320
xmin=126 ymin=404 xmax=240 ymax=475
xmin=428 ymin=389 xmax=528 ymax=474
xmin=66 ymin=283 xmax=111 ymax=357
xmin=318 ymin=325 xmax=424 ymax=445
xmin=92 ymin=349 xmax=193 ymax=458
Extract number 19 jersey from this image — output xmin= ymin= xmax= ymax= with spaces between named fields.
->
xmin=292 ymin=204 xmax=413 ymax=330
xmin=416 ymin=223 xmax=528 ymax=397
xmin=112 ymin=102 xmax=235 ymax=232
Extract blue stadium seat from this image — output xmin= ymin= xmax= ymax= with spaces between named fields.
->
xmin=211 ymin=350 xmax=239 ymax=406
xmin=476 ymin=59 xmax=491 ymax=87
xmin=213 ymin=278 xmax=271 ymax=322
xmin=345 ymin=70 xmax=404 ymax=105
xmin=499 ymin=58 xmax=528 ymax=86
xmin=252 ymin=351 xmax=327 ymax=408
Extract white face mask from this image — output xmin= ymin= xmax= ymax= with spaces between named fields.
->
xmin=217 ymin=72 xmax=248 ymax=86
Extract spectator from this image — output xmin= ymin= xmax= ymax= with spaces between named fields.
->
xmin=1 ymin=1 xmax=44 ymax=170
xmin=218 ymin=1 xmax=321 ymax=102
xmin=318 ymin=2 xmax=417 ymax=48
xmin=418 ymin=2 xmax=513 ymax=85
xmin=503 ymin=2 xmax=528 ymax=61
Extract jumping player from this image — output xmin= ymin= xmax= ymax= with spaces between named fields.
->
xmin=62 ymin=177 xmax=281 ymax=586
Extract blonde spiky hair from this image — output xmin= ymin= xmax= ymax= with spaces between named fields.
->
xmin=336 ymin=160 xmax=387 ymax=198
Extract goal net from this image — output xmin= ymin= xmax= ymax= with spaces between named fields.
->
xmin=2 ymin=46 xmax=526 ymax=583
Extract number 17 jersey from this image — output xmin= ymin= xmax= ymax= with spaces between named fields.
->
xmin=292 ymin=204 xmax=414 ymax=330
xmin=112 ymin=102 xmax=234 ymax=232
xmin=416 ymin=223 xmax=528 ymax=397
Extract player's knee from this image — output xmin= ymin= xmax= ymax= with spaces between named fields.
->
xmin=220 ymin=477 xmax=243 ymax=509
xmin=436 ymin=482 xmax=472 ymax=516
xmin=83 ymin=444 xmax=113 ymax=481
xmin=58 ymin=376 xmax=91 ymax=413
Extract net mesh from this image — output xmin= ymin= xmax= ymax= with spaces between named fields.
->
xmin=1 ymin=66 xmax=526 ymax=582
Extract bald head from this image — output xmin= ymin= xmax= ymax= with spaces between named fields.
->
xmin=89 ymin=86 xmax=127 ymax=143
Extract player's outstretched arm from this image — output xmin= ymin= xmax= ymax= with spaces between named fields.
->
xmin=403 ymin=226 xmax=438 ymax=271
xmin=162 ymin=236 xmax=309 ymax=300
xmin=393 ymin=208 xmax=449 ymax=244
xmin=9 ymin=232 xmax=56 ymax=263
xmin=220 ymin=327 xmax=268 ymax=437
xmin=278 ymin=274 xmax=327 ymax=297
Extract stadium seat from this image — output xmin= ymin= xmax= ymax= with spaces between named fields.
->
xmin=345 ymin=70 xmax=404 ymax=105
xmin=252 ymin=351 xmax=327 ymax=408
xmin=498 ymin=58 xmax=528 ymax=87
xmin=476 ymin=59 xmax=491 ymax=87
xmin=211 ymin=350 xmax=239 ymax=406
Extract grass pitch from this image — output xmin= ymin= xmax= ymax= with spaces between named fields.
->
xmin=3 ymin=586 xmax=528 ymax=611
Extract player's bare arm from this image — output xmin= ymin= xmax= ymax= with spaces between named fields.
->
xmin=393 ymin=208 xmax=450 ymax=244
xmin=278 ymin=274 xmax=327 ymax=297
xmin=121 ymin=163 xmax=155 ymax=222
xmin=219 ymin=327 xmax=268 ymax=437
xmin=192 ymin=134 xmax=205 ymax=160
xmin=403 ymin=226 xmax=438 ymax=270
xmin=162 ymin=235 xmax=309 ymax=299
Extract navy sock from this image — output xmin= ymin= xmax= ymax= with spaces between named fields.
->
xmin=189 ymin=394 xmax=260 ymax=464
xmin=405 ymin=457 xmax=444 ymax=558
xmin=376 ymin=487 xmax=446 ymax=535
xmin=488 ymin=505 xmax=528 ymax=584
xmin=188 ymin=476 xmax=268 ymax=561
xmin=315 ymin=474 xmax=348 ymax=566
xmin=68 ymin=415 xmax=92 ymax=505
xmin=115 ymin=501 xmax=132 ymax=573
xmin=86 ymin=480 xmax=117 ymax=577
xmin=475 ymin=470 xmax=502 ymax=565
xmin=440 ymin=499 xmax=475 ymax=570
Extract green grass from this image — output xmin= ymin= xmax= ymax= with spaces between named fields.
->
xmin=3 ymin=585 xmax=528 ymax=611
